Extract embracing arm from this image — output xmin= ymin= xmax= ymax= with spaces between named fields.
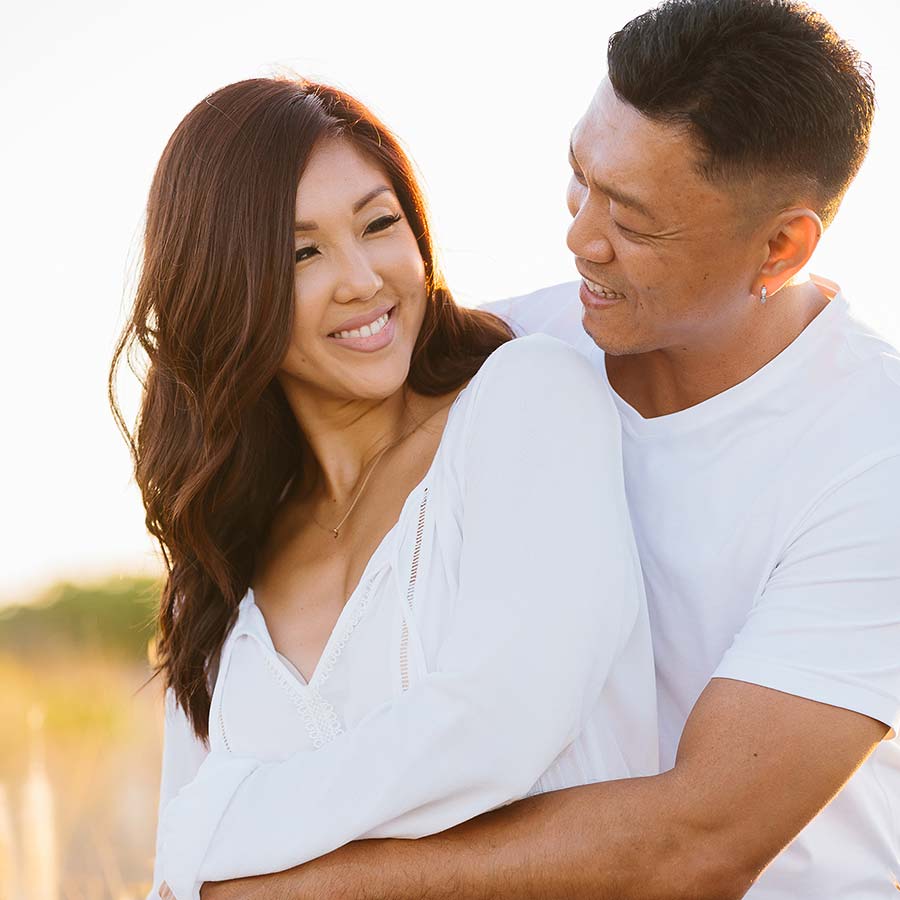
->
xmin=203 ymin=680 xmax=887 ymax=900
xmin=204 ymin=450 xmax=900 ymax=900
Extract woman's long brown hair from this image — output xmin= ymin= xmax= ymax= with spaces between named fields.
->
xmin=109 ymin=77 xmax=513 ymax=741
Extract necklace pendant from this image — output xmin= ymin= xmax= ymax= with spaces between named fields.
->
xmin=332 ymin=528 xmax=340 ymax=539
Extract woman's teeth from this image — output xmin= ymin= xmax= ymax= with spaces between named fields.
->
xmin=584 ymin=277 xmax=625 ymax=300
xmin=332 ymin=311 xmax=390 ymax=340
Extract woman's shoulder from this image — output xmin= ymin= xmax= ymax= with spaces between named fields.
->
xmin=425 ymin=334 xmax=620 ymax=498
xmin=462 ymin=333 xmax=615 ymax=420
xmin=481 ymin=332 xmax=595 ymax=372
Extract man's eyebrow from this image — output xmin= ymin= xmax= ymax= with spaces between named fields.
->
xmin=294 ymin=185 xmax=393 ymax=231
xmin=568 ymin=138 xmax=658 ymax=225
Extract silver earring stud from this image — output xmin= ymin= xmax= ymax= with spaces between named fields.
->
xmin=760 ymin=285 xmax=768 ymax=305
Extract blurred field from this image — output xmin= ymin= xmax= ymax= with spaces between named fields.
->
xmin=0 ymin=577 xmax=166 ymax=899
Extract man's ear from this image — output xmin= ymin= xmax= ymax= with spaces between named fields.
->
xmin=753 ymin=209 xmax=823 ymax=297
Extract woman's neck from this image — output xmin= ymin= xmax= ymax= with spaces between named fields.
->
xmin=278 ymin=376 xmax=414 ymax=504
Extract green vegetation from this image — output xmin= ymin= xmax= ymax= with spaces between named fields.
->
xmin=0 ymin=576 xmax=162 ymax=661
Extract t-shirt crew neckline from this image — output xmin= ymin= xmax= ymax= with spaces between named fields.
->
xmin=600 ymin=275 xmax=846 ymax=439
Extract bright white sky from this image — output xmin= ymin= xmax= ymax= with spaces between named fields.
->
xmin=2 ymin=0 xmax=898 ymax=604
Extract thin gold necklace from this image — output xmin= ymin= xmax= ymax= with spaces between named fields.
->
xmin=318 ymin=411 xmax=432 ymax=540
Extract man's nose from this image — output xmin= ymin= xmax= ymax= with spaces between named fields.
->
xmin=566 ymin=208 xmax=615 ymax=265
xmin=333 ymin=246 xmax=384 ymax=304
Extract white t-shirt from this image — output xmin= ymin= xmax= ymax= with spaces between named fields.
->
xmin=489 ymin=276 xmax=900 ymax=900
xmin=149 ymin=335 xmax=659 ymax=900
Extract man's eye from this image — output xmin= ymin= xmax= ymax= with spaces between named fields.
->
xmin=366 ymin=213 xmax=402 ymax=234
xmin=295 ymin=245 xmax=319 ymax=263
xmin=613 ymin=221 xmax=644 ymax=239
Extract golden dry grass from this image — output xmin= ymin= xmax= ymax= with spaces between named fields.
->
xmin=0 ymin=651 xmax=163 ymax=900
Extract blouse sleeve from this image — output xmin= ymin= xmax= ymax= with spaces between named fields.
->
xmin=145 ymin=689 xmax=209 ymax=900
xmin=155 ymin=335 xmax=649 ymax=896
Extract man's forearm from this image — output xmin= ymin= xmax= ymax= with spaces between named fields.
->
xmin=200 ymin=679 xmax=893 ymax=900
xmin=212 ymin=771 xmax=747 ymax=900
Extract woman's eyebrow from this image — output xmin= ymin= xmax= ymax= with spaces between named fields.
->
xmin=294 ymin=186 xmax=394 ymax=232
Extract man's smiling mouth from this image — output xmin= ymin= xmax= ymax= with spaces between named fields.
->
xmin=582 ymin=277 xmax=626 ymax=300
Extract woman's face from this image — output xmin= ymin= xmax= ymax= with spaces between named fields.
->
xmin=278 ymin=137 xmax=428 ymax=402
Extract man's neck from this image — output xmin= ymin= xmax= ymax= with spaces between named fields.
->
xmin=605 ymin=279 xmax=832 ymax=419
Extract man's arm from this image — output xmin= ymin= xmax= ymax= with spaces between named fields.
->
xmin=201 ymin=679 xmax=887 ymax=900
xmin=200 ymin=442 xmax=900 ymax=900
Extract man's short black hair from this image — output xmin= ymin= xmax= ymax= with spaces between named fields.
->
xmin=607 ymin=0 xmax=875 ymax=225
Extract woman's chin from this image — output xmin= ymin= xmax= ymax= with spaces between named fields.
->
xmin=334 ymin=360 xmax=413 ymax=403
xmin=280 ymin=334 xmax=417 ymax=404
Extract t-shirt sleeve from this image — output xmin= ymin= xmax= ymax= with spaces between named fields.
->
xmin=478 ymin=295 xmax=524 ymax=332
xmin=713 ymin=449 xmax=900 ymax=737
xmin=153 ymin=335 xmax=650 ymax=895
xmin=479 ymin=282 xmax=583 ymax=341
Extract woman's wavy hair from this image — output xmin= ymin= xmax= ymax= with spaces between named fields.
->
xmin=109 ymin=77 xmax=513 ymax=741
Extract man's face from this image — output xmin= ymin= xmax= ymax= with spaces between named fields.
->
xmin=567 ymin=79 xmax=762 ymax=357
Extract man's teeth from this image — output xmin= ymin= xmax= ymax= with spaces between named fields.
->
xmin=333 ymin=311 xmax=390 ymax=340
xmin=584 ymin=278 xmax=625 ymax=299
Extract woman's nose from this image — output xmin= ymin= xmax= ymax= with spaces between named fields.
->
xmin=333 ymin=246 xmax=384 ymax=304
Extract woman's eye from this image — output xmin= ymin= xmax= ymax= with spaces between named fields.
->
xmin=366 ymin=213 xmax=402 ymax=234
xmin=295 ymin=245 xmax=319 ymax=263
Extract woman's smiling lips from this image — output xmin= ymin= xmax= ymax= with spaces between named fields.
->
xmin=327 ymin=304 xmax=397 ymax=352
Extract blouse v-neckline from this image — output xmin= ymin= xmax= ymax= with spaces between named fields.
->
xmin=245 ymin=517 xmax=398 ymax=691
xmin=240 ymin=379 xmax=475 ymax=692
xmin=275 ymin=650 xmax=308 ymax=686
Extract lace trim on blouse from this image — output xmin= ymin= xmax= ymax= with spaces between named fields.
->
xmin=251 ymin=571 xmax=383 ymax=750
xmin=400 ymin=487 xmax=429 ymax=692
xmin=220 ymin=486 xmax=429 ymax=752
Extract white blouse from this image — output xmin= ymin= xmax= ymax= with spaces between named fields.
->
xmin=149 ymin=335 xmax=658 ymax=900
